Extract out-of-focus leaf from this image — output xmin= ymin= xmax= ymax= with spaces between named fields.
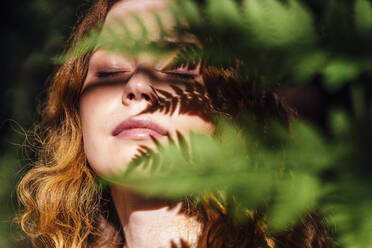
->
xmin=292 ymin=50 xmax=328 ymax=83
xmin=207 ymin=0 xmax=241 ymax=27
xmin=329 ymin=109 xmax=350 ymax=136
xmin=324 ymin=180 xmax=372 ymax=248
xmin=268 ymin=174 xmax=321 ymax=232
xmin=286 ymin=122 xmax=332 ymax=172
xmin=106 ymin=118 xmax=331 ymax=226
xmin=355 ymin=0 xmax=372 ymax=32
xmin=243 ymin=0 xmax=316 ymax=48
xmin=181 ymin=0 xmax=203 ymax=26
xmin=323 ymin=59 xmax=359 ymax=92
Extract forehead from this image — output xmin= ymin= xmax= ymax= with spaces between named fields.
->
xmin=103 ymin=0 xmax=174 ymax=38
xmin=107 ymin=0 xmax=170 ymax=17
xmin=90 ymin=0 xmax=197 ymax=66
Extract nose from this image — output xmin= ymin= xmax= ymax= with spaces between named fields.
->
xmin=122 ymin=73 xmax=154 ymax=106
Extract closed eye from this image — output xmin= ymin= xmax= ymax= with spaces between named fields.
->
xmin=163 ymin=71 xmax=197 ymax=80
xmin=96 ymin=71 xmax=129 ymax=78
xmin=159 ymin=61 xmax=201 ymax=81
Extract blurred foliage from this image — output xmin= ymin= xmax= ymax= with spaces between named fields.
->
xmin=107 ymin=119 xmax=329 ymax=231
xmin=64 ymin=0 xmax=372 ymax=248
xmin=3 ymin=0 xmax=372 ymax=247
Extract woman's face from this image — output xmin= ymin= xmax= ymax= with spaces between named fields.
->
xmin=80 ymin=0 xmax=214 ymax=175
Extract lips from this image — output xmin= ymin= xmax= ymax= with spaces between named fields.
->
xmin=112 ymin=118 xmax=168 ymax=140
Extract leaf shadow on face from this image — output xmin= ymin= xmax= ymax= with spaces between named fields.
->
xmin=136 ymin=64 xmax=275 ymax=126
xmin=170 ymin=238 xmax=192 ymax=248
xmin=132 ymin=67 xmax=219 ymax=123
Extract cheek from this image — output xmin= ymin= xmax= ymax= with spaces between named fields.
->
xmin=80 ymin=84 xmax=121 ymax=111
xmin=174 ymin=115 xmax=215 ymax=138
xmin=79 ymin=86 xmax=123 ymax=175
xmin=80 ymin=87 xmax=118 ymax=139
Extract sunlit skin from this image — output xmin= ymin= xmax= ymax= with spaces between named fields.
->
xmin=79 ymin=0 xmax=214 ymax=247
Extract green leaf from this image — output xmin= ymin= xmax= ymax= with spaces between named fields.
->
xmin=323 ymin=59 xmax=359 ymax=92
xmin=329 ymin=109 xmax=350 ymax=136
xmin=243 ymin=0 xmax=316 ymax=48
xmin=292 ymin=50 xmax=328 ymax=83
xmin=180 ymin=0 xmax=203 ymax=26
xmin=207 ymin=0 xmax=241 ymax=27
xmin=355 ymin=0 xmax=372 ymax=32
xmin=268 ymin=174 xmax=321 ymax=232
xmin=287 ymin=122 xmax=332 ymax=172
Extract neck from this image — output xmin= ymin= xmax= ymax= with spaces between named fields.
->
xmin=110 ymin=186 xmax=202 ymax=248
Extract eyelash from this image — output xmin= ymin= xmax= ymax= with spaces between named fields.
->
xmin=96 ymin=71 xmax=127 ymax=78
xmin=96 ymin=68 xmax=199 ymax=80
xmin=163 ymin=71 xmax=197 ymax=80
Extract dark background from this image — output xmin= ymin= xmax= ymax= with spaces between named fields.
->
xmin=0 ymin=1 xmax=88 ymax=246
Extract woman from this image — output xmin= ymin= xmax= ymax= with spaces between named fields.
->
xmin=17 ymin=0 xmax=332 ymax=247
